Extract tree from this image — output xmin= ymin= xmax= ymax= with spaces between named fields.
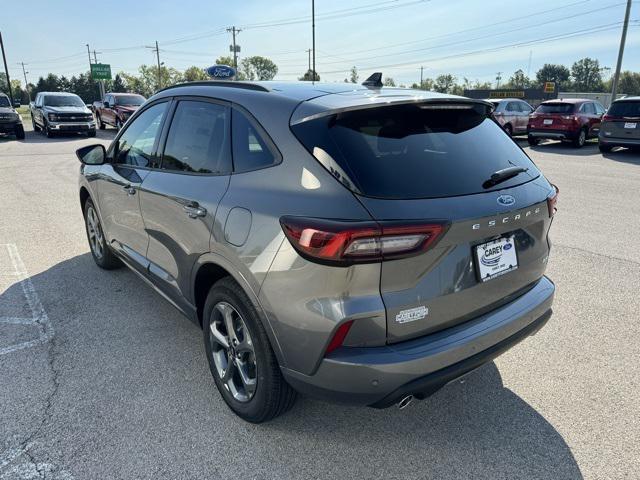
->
xmin=535 ymin=64 xmax=571 ymax=89
xmin=571 ymin=57 xmax=603 ymax=92
xmin=299 ymin=69 xmax=320 ymax=81
xmin=411 ymin=78 xmax=434 ymax=90
xmin=617 ymin=71 xmax=640 ymax=96
xmin=111 ymin=74 xmax=127 ymax=92
xmin=241 ymin=56 xmax=278 ymax=81
xmin=183 ymin=66 xmax=209 ymax=82
xmin=349 ymin=66 xmax=358 ymax=84
xmin=120 ymin=65 xmax=184 ymax=97
xmin=383 ymin=77 xmax=396 ymax=87
xmin=433 ymin=74 xmax=457 ymax=93
xmin=506 ymin=69 xmax=532 ymax=89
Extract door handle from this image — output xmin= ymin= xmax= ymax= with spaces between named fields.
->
xmin=122 ymin=185 xmax=136 ymax=195
xmin=183 ymin=202 xmax=207 ymax=219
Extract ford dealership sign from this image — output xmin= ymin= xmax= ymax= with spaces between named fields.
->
xmin=205 ymin=65 xmax=236 ymax=79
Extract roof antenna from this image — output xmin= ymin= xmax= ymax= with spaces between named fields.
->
xmin=362 ymin=72 xmax=383 ymax=88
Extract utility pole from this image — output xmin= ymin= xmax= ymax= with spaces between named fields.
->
xmin=18 ymin=62 xmax=30 ymax=101
xmin=93 ymin=50 xmax=105 ymax=99
xmin=227 ymin=27 xmax=241 ymax=70
xmin=312 ymin=0 xmax=316 ymax=83
xmin=611 ymin=0 xmax=632 ymax=101
xmin=527 ymin=50 xmax=533 ymax=78
xmin=145 ymin=41 xmax=162 ymax=90
xmin=306 ymin=48 xmax=311 ymax=74
xmin=420 ymin=66 xmax=424 ymax=89
xmin=86 ymin=43 xmax=92 ymax=70
xmin=495 ymin=71 xmax=503 ymax=89
xmin=0 ymin=32 xmax=14 ymax=102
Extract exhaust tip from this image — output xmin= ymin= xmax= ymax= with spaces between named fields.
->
xmin=397 ymin=395 xmax=414 ymax=410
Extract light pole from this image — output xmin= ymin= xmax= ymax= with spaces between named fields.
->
xmin=611 ymin=0 xmax=632 ymax=101
xmin=312 ymin=0 xmax=316 ymax=83
xmin=0 ymin=32 xmax=14 ymax=102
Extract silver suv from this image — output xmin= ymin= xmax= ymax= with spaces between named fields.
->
xmin=77 ymin=78 xmax=557 ymax=423
xmin=487 ymin=98 xmax=534 ymax=136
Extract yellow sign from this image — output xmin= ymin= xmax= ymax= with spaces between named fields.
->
xmin=544 ymin=82 xmax=555 ymax=93
xmin=489 ymin=91 xmax=525 ymax=99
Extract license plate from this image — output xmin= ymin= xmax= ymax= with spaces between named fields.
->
xmin=543 ymin=119 xmax=553 ymax=125
xmin=475 ymin=236 xmax=518 ymax=282
xmin=624 ymin=122 xmax=637 ymax=129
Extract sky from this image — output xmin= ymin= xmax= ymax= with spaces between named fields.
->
xmin=2 ymin=0 xmax=639 ymax=88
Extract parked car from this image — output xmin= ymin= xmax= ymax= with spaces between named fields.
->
xmin=0 ymin=93 xmax=25 ymax=139
xmin=76 ymin=78 xmax=557 ymax=423
xmin=31 ymin=92 xmax=96 ymax=138
xmin=528 ymin=98 xmax=605 ymax=147
xmin=486 ymin=98 xmax=533 ymax=136
xmin=93 ymin=93 xmax=146 ymax=130
xmin=598 ymin=96 xmax=640 ymax=153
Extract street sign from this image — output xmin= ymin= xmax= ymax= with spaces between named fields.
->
xmin=229 ymin=45 xmax=241 ymax=52
xmin=90 ymin=64 xmax=112 ymax=80
xmin=205 ymin=65 xmax=236 ymax=80
xmin=544 ymin=82 xmax=556 ymax=94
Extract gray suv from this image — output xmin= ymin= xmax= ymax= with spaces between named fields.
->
xmin=76 ymin=79 xmax=557 ymax=423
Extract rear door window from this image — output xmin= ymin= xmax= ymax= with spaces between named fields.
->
xmin=291 ymin=102 xmax=539 ymax=199
xmin=161 ymin=100 xmax=230 ymax=174
xmin=607 ymin=101 xmax=640 ymax=117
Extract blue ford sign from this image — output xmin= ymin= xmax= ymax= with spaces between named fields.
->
xmin=496 ymin=195 xmax=516 ymax=207
xmin=205 ymin=65 xmax=236 ymax=79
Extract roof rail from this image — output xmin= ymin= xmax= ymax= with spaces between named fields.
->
xmin=157 ymin=81 xmax=270 ymax=94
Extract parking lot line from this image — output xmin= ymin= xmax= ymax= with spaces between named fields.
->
xmin=0 ymin=243 xmax=52 ymax=356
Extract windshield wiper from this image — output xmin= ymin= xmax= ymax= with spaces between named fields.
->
xmin=482 ymin=166 xmax=528 ymax=189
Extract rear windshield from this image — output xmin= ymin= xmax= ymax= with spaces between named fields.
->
xmin=44 ymin=95 xmax=85 ymax=107
xmin=536 ymin=103 xmax=575 ymax=114
xmin=115 ymin=95 xmax=145 ymax=106
xmin=291 ymin=102 xmax=538 ymax=199
xmin=607 ymin=101 xmax=640 ymax=117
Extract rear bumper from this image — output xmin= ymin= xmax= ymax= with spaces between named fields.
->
xmin=528 ymin=128 xmax=577 ymax=140
xmin=282 ymin=276 xmax=555 ymax=406
xmin=599 ymin=135 xmax=640 ymax=147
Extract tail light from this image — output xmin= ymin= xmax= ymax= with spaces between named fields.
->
xmin=602 ymin=114 xmax=622 ymax=122
xmin=325 ymin=320 xmax=354 ymax=355
xmin=547 ymin=184 xmax=559 ymax=217
xmin=280 ymin=216 xmax=448 ymax=266
xmin=561 ymin=115 xmax=578 ymax=122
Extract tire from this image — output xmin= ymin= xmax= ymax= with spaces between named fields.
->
xmin=83 ymin=198 xmax=121 ymax=270
xmin=203 ymin=277 xmax=297 ymax=423
xmin=97 ymin=114 xmax=105 ymax=130
xmin=504 ymin=124 xmax=513 ymax=137
xmin=599 ymin=144 xmax=613 ymax=153
xmin=32 ymin=117 xmax=40 ymax=132
xmin=15 ymin=125 xmax=25 ymax=140
xmin=116 ymin=117 xmax=122 ymax=131
xmin=572 ymin=128 xmax=587 ymax=148
xmin=527 ymin=135 xmax=540 ymax=146
xmin=45 ymin=121 xmax=55 ymax=138
xmin=87 ymin=129 xmax=96 ymax=138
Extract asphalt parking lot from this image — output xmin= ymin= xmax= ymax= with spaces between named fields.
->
xmin=1 ymin=124 xmax=639 ymax=480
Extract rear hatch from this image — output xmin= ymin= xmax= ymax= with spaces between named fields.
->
xmin=292 ymin=98 xmax=555 ymax=343
xmin=530 ymin=102 xmax=577 ymax=130
xmin=602 ymin=99 xmax=640 ymax=140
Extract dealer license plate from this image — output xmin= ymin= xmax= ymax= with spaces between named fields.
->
xmin=475 ymin=236 xmax=518 ymax=282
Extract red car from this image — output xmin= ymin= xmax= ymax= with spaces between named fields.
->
xmin=527 ymin=98 xmax=606 ymax=148
xmin=93 ymin=93 xmax=146 ymax=130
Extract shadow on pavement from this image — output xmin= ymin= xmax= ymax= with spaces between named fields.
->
xmin=602 ymin=148 xmax=640 ymax=166
xmin=0 ymin=253 xmax=583 ymax=479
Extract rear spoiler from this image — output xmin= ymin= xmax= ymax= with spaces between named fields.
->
xmin=291 ymin=97 xmax=494 ymax=125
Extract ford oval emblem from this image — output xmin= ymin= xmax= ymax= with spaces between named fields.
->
xmin=205 ymin=64 xmax=236 ymax=79
xmin=497 ymin=195 xmax=516 ymax=207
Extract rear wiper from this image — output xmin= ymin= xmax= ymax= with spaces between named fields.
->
xmin=483 ymin=166 xmax=528 ymax=189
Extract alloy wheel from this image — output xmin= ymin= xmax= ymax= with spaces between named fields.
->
xmin=209 ymin=301 xmax=257 ymax=403
xmin=86 ymin=206 xmax=104 ymax=259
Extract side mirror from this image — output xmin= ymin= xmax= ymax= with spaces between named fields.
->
xmin=13 ymin=100 xmax=20 ymax=108
xmin=103 ymin=101 xmax=110 ymax=108
xmin=76 ymin=144 xmax=106 ymax=165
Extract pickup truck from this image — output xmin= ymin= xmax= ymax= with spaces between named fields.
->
xmin=31 ymin=91 xmax=96 ymax=138
xmin=0 ymin=93 xmax=25 ymax=139
xmin=93 ymin=92 xmax=146 ymax=130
